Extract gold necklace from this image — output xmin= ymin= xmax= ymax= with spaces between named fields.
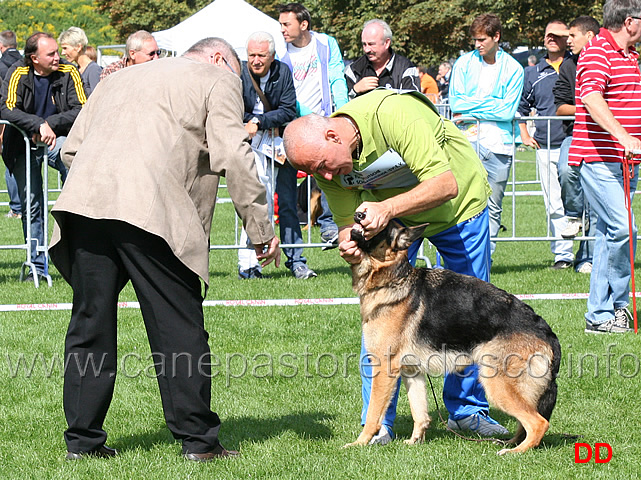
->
xmin=344 ymin=116 xmax=361 ymax=159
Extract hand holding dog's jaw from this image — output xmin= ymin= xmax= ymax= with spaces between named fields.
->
xmin=356 ymin=201 xmax=392 ymax=239
xmin=338 ymin=228 xmax=363 ymax=264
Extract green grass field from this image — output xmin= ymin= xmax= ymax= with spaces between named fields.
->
xmin=1 ymin=151 xmax=640 ymax=479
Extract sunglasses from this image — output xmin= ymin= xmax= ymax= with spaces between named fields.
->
xmin=223 ymin=57 xmax=239 ymax=75
xmin=145 ymin=50 xmax=162 ymax=57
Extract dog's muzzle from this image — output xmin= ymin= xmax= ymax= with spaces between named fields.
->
xmin=351 ymin=212 xmax=366 ymax=243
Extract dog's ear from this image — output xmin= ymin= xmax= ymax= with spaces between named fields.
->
xmin=390 ymin=222 xmax=428 ymax=251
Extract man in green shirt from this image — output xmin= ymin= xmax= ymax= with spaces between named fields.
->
xmin=284 ymin=89 xmax=509 ymax=443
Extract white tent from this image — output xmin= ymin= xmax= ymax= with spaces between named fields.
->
xmin=153 ymin=0 xmax=286 ymax=60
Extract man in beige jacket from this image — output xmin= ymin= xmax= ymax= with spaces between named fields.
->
xmin=50 ymin=37 xmax=280 ymax=462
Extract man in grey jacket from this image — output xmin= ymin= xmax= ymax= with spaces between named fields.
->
xmin=51 ymin=37 xmax=280 ymax=462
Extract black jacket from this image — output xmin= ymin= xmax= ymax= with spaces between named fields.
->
xmin=344 ymin=49 xmax=420 ymax=99
xmin=240 ymin=59 xmax=297 ymax=131
xmin=552 ymin=54 xmax=578 ymax=138
xmin=0 ymin=59 xmax=86 ymax=171
xmin=518 ymin=53 xmax=572 ymax=148
xmin=0 ymin=48 xmax=22 ymax=80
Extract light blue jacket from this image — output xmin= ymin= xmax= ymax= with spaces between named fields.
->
xmin=280 ymin=31 xmax=349 ymax=117
xmin=448 ymin=49 xmax=524 ymax=145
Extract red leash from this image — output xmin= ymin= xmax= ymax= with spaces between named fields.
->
xmin=623 ymin=154 xmax=638 ymax=334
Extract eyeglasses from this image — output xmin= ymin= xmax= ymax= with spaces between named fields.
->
xmin=144 ymin=50 xmax=162 ymax=57
xmin=631 ymin=16 xmax=641 ymax=21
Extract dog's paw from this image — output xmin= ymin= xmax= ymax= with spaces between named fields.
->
xmin=404 ymin=436 xmax=424 ymax=445
xmin=342 ymin=441 xmax=365 ymax=448
xmin=497 ymin=447 xmax=516 ymax=456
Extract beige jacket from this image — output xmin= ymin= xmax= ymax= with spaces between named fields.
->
xmin=50 ymin=56 xmax=274 ymax=285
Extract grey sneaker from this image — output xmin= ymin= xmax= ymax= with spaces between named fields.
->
xmin=447 ymin=413 xmax=509 ymax=437
xmin=292 ymin=264 xmax=317 ymax=279
xmin=320 ymin=229 xmax=338 ymax=243
xmin=320 ymin=229 xmax=339 ymax=251
xmin=561 ymin=217 xmax=582 ymax=239
xmin=368 ymin=425 xmax=394 ymax=445
xmin=614 ymin=307 xmax=634 ymax=329
xmin=585 ymin=310 xmax=633 ymax=334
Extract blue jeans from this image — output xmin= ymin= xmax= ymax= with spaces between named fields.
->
xmin=317 ymin=191 xmax=337 ymax=236
xmin=558 ymin=136 xmax=583 ymax=218
xmin=580 ymin=161 xmax=638 ymax=325
xmin=559 ymin=136 xmax=596 ymax=269
xmin=360 ymin=208 xmax=492 ymax=427
xmin=5 ymin=167 xmax=21 ymax=213
xmin=470 ymin=142 xmax=512 ymax=257
xmin=275 ymin=163 xmax=308 ymax=271
xmin=12 ymin=139 xmax=67 ymax=275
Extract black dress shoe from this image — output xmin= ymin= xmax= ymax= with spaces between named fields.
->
xmin=183 ymin=444 xmax=240 ymax=462
xmin=66 ymin=445 xmax=119 ymax=460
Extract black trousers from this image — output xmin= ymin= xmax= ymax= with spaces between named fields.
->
xmin=62 ymin=215 xmax=221 ymax=454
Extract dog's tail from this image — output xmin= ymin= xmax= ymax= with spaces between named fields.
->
xmin=536 ymin=331 xmax=561 ymax=421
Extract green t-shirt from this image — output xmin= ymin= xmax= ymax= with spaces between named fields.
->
xmin=316 ymin=89 xmax=491 ymax=237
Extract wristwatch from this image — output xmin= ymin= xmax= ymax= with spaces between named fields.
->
xmin=250 ymin=117 xmax=260 ymax=126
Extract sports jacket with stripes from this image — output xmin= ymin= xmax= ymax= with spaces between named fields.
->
xmin=0 ymin=59 xmax=86 ymax=171
xmin=344 ymin=49 xmax=419 ymax=99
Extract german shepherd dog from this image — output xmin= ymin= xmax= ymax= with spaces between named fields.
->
xmin=347 ymin=212 xmax=561 ymax=455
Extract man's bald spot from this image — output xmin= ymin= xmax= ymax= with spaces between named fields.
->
xmin=283 ymin=114 xmax=331 ymax=171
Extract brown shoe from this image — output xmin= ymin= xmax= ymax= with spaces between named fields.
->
xmin=183 ymin=444 xmax=240 ymax=462
xmin=66 ymin=445 xmax=118 ymax=460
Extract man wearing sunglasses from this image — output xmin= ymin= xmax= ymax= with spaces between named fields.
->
xmin=100 ymin=30 xmax=160 ymax=80
xmin=51 ymin=37 xmax=280 ymax=462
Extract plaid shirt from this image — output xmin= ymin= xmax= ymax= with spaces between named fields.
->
xmin=99 ymin=57 xmax=129 ymax=81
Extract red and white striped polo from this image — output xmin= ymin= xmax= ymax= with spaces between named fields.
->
xmin=569 ymin=28 xmax=641 ymax=166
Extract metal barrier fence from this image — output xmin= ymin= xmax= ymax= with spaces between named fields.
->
xmin=0 ymin=120 xmax=52 ymax=287
xmin=1 ymin=114 xmax=638 ymax=286
xmin=214 ymin=115 xmax=616 ymax=254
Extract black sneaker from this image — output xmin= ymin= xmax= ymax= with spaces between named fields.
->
xmin=550 ymin=260 xmax=572 ymax=270
xmin=238 ymin=266 xmax=264 ymax=280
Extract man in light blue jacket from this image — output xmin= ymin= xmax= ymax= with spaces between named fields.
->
xmin=278 ymin=2 xmax=349 ymax=252
xmin=449 ymin=13 xmax=524 ymax=258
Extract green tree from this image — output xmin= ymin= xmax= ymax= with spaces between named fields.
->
xmin=248 ymin=0 xmax=605 ymax=66
xmin=95 ymin=0 xmax=212 ymax=40
xmin=0 ymin=0 xmax=117 ymax=47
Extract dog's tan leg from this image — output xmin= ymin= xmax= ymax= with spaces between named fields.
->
xmin=344 ymin=356 xmax=400 ymax=448
xmin=402 ymin=373 xmax=430 ymax=444
xmin=497 ymin=413 xmax=548 ymax=455
xmin=482 ymin=376 xmax=549 ymax=455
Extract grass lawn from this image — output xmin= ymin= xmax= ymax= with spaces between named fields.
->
xmin=0 ymin=150 xmax=640 ymax=479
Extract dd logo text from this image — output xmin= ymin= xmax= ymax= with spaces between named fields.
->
xmin=574 ymin=443 xmax=612 ymax=464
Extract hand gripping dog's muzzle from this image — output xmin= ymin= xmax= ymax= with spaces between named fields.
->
xmin=351 ymin=212 xmax=367 ymax=244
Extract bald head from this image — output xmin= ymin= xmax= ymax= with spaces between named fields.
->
xmin=283 ymin=115 xmax=331 ymax=171
xmin=284 ymin=114 xmax=358 ymax=180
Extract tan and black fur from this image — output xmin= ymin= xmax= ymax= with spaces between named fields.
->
xmin=346 ymin=213 xmax=561 ymax=455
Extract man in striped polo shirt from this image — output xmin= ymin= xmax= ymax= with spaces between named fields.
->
xmin=569 ymin=0 xmax=641 ymax=334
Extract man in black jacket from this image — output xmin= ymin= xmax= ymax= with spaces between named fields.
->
xmin=553 ymin=16 xmax=600 ymax=275
xmin=344 ymin=19 xmax=419 ymax=99
xmin=0 ymin=32 xmax=86 ymax=282
xmin=0 ymin=30 xmax=21 ymax=79
xmin=238 ymin=31 xmax=313 ymax=279
xmin=518 ymin=20 xmax=575 ymax=270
